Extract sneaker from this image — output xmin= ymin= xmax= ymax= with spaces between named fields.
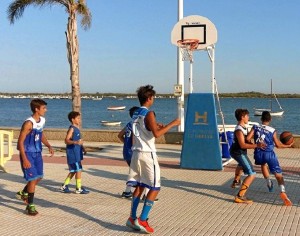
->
xmin=126 ymin=217 xmax=140 ymax=231
xmin=26 ymin=204 xmax=38 ymax=216
xmin=16 ymin=190 xmax=28 ymax=204
xmin=121 ymin=191 xmax=133 ymax=199
xmin=134 ymin=218 xmax=154 ymax=234
xmin=267 ymin=181 xmax=274 ymax=192
xmin=231 ymin=180 xmax=241 ymax=188
xmin=234 ymin=196 xmax=253 ymax=204
xmin=280 ymin=192 xmax=292 ymax=206
xmin=141 ymin=194 xmax=159 ymax=202
xmin=60 ymin=185 xmax=71 ymax=193
xmin=75 ymin=187 xmax=90 ymax=194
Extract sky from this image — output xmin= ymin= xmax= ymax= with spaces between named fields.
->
xmin=0 ymin=0 xmax=299 ymax=94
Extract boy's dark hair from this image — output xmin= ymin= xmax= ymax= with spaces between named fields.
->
xmin=68 ymin=111 xmax=81 ymax=122
xmin=30 ymin=99 xmax=47 ymax=113
xmin=136 ymin=85 xmax=156 ymax=105
xmin=129 ymin=106 xmax=139 ymax=118
xmin=235 ymin=109 xmax=249 ymax=121
xmin=261 ymin=111 xmax=271 ymax=122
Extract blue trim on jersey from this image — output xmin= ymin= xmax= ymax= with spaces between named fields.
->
xmin=68 ymin=161 xmax=83 ymax=173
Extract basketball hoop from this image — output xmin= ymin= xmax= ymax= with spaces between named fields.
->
xmin=177 ymin=39 xmax=199 ymax=62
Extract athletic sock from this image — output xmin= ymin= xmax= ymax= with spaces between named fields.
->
xmin=140 ymin=199 xmax=154 ymax=221
xmin=279 ymin=185 xmax=286 ymax=192
xmin=125 ymin=185 xmax=131 ymax=193
xmin=237 ymin=183 xmax=249 ymax=197
xmin=265 ymin=177 xmax=272 ymax=186
xmin=130 ymin=196 xmax=140 ymax=219
xmin=76 ymin=178 xmax=82 ymax=190
xmin=23 ymin=184 xmax=28 ymax=193
xmin=63 ymin=176 xmax=72 ymax=186
xmin=28 ymin=192 xmax=35 ymax=205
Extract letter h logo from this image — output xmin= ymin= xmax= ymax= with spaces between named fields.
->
xmin=193 ymin=111 xmax=208 ymax=125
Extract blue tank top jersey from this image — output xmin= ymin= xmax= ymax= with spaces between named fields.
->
xmin=23 ymin=116 xmax=45 ymax=153
xmin=66 ymin=125 xmax=83 ymax=164
xmin=123 ymin=121 xmax=133 ymax=161
xmin=253 ymin=124 xmax=275 ymax=152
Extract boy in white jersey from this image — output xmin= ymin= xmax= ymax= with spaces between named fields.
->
xmin=16 ymin=99 xmax=54 ymax=215
xmin=229 ymin=109 xmax=265 ymax=204
xmin=247 ymin=111 xmax=293 ymax=206
xmin=126 ymin=85 xmax=180 ymax=234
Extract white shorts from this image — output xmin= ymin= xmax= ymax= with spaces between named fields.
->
xmin=127 ymin=151 xmax=161 ymax=190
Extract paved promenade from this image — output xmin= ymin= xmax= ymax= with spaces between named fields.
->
xmin=1 ymin=140 xmax=300 ymax=236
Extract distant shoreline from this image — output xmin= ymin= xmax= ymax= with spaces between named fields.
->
xmin=1 ymin=92 xmax=300 ymax=99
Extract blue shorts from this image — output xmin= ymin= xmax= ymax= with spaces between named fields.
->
xmin=68 ymin=161 xmax=82 ymax=173
xmin=232 ymin=153 xmax=256 ymax=176
xmin=254 ymin=151 xmax=282 ymax=174
xmin=21 ymin=152 xmax=43 ymax=181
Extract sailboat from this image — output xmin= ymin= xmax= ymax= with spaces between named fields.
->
xmin=254 ymin=79 xmax=284 ymax=116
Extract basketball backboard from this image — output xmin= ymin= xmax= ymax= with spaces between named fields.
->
xmin=171 ymin=15 xmax=217 ymax=50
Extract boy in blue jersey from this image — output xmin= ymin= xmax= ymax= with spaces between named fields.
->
xmin=118 ymin=106 xmax=139 ymax=198
xmin=16 ymin=99 xmax=54 ymax=215
xmin=230 ymin=109 xmax=266 ymax=204
xmin=247 ymin=111 xmax=293 ymax=206
xmin=125 ymin=85 xmax=180 ymax=234
xmin=60 ymin=111 xmax=89 ymax=194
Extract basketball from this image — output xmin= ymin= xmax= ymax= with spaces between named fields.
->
xmin=280 ymin=131 xmax=294 ymax=145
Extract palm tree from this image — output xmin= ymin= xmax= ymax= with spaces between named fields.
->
xmin=7 ymin=0 xmax=92 ymax=114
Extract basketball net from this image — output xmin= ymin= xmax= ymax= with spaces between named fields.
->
xmin=177 ymin=39 xmax=199 ymax=62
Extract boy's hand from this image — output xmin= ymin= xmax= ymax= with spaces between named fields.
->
xmin=157 ymin=123 xmax=164 ymax=129
xmin=77 ymin=139 xmax=84 ymax=145
xmin=83 ymin=147 xmax=87 ymax=155
xmin=257 ymin=142 xmax=266 ymax=149
xmin=22 ymin=158 xmax=31 ymax=169
xmin=172 ymin=118 xmax=181 ymax=126
xmin=48 ymin=146 xmax=54 ymax=157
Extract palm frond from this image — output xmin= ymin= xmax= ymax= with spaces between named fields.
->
xmin=77 ymin=2 xmax=92 ymax=30
xmin=7 ymin=0 xmax=69 ymax=24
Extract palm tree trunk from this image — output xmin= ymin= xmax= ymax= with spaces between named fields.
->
xmin=65 ymin=12 xmax=81 ymax=113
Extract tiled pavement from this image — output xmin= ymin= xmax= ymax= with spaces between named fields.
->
xmin=1 ymin=140 xmax=300 ymax=236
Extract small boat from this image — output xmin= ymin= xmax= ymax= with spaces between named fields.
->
xmin=100 ymin=121 xmax=121 ymax=126
xmin=254 ymin=79 xmax=284 ymax=116
xmin=107 ymin=106 xmax=126 ymax=111
xmin=92 ymin=96 xmax=102 ymax=100
xmin=253 ymin=109 xmax=284 ymax=117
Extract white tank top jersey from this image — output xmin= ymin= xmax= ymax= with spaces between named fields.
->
xmin=132 ymin=106 xmax=156 ymax=152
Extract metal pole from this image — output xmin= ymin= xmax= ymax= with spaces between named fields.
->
xmin=207 ymin=45 xmax=215 ymax=93
xmin=177 ymin=0 xmax=184 ymax=131
xmin=189 ymin=60 xmax=193 ymax=93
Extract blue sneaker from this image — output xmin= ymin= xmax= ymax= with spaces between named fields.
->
xmin=60 ymin=185 xmax=71 ymax=193
xmin=75 ymin=187 xmax=90 ymax=194
xmin=267 ymin=181 xmax=274 ymax=192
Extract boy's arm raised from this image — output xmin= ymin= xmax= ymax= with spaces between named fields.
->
xmin=145 ymin=111 xmax=180 ymax=138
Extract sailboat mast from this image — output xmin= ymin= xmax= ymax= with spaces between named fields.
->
xmin=270 ymin=79 xmax=273 ymax=111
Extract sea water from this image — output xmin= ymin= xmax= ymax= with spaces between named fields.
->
xmin=0 ymin=97 xmax=299 ymax=134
